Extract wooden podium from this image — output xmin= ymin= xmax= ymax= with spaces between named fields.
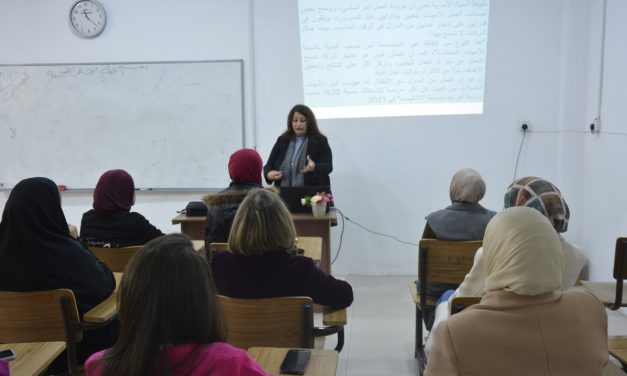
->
xmin=172 ymin=211 xmax=337 ymax=274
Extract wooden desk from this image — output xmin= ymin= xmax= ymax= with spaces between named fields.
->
xmin=172 ymin=214 xmax=206 ymax=240
xmin=297 ymin=237 xmax=322 ymax=264
xmin=84 ymin=272 xmax=122 ymax=323
xmin=173 ymin=211 xmax=337 ymax=273
xmin=247 ymin=347 xmax=338 ymax=376
xmin=193 ymin=237 xmax=322 ymax=264
xmin=604 ymin=361 xmax=625 ymax=376
xmin=609 ymin=336 xmax=627 ymax=369
xmin=0 ymin=342 xmax=65 ymax=376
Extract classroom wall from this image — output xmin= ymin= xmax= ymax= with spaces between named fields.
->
xmin=0 ymin=0 xmax=255 ymax=247
xmin=1 ymin=0 xmax=619 ymax=278
xmin=581 ymin=0 xmax=627 ymax=280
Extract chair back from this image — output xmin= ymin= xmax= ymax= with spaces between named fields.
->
xmin=613 ymin=238 xmax=627 ymax=279
xmin=611 ymin=237 xmax=627 ymax=308
xmin=450 ymin=296 xmax=482 ymax=315
xmin=0 ymin=289 xmax=81 ymax=343
xmin=418 ymin=239 xmax=481 ymax=306
xmin=206 ymin=242 xmax=229 ymax=261
xmin=89 ymin=246 xmax=142 ymax=272
xmin=218 ymin=295 xmax=314 ymax=349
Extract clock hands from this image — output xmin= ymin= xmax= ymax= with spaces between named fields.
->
xmin=82 ymin=9 xmax=98 ymax=27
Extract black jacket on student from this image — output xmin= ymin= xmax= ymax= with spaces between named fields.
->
xmin=202 ymin=182 xmax=261 ymax=246
xmin=80 ymin=210 xmax=164 ymax=248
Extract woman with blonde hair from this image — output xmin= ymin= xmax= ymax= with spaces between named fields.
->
xmin=85 ymin=234 xmax=268 ymax=376
xmin=425 ymin=207 xmax=607 ymax=375
xmin=211 ymin=189 xmax=352 ymax=309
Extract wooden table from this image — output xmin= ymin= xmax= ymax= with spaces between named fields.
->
xmin=173 ymin=211 xmax=337 ymax=273
xmin=84 ymin=272 xmax=122 ymax=323
xmin=609 ymin=336 xmax=627 ymax=368
xmin=193 ymin=237 xmax=322 ymax=264
xmin=604 ymin=361 xmax=625 ymax=376
xmin=247 ymin=347 xmax=338 ymax=376
xmin=0 ymin=342 xmax=65 ymax=376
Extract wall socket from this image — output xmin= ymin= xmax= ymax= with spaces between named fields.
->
xmin=519 ymin=121 xmax=531 ymax=132
xmin=590 ymin=118 xmax=600 ymax=134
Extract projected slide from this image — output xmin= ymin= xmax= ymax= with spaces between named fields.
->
xmin=298 ymin=1 xmax=490 ymax=119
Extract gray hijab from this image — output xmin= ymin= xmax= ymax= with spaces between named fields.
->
xmin=449 ymin=168 xmax=486 ymax=203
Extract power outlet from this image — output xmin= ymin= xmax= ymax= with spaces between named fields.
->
xmin=590 ymin=118 xmax=601 ymax=134
xmin=519 ymin=122 xmax=531 ymax=132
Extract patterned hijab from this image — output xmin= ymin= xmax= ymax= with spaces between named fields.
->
xmin=484 ymin=207 xmax=564 ymax=295
xmin=449 ymin=168 xmax=486 ymax=204
xmin=504 ymin=176 xmax=569 ymax=233
xmin=93 ymin=169 xmax=135 ymax=214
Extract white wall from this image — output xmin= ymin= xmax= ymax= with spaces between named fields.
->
xmin=1 ymin=0 xmax=619 ymax=277
xmin=581 ymin=0 xmax=627 ymax=280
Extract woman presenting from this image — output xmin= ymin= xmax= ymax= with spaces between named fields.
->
xmin=264 ymin=104 xmax=332 ymax=187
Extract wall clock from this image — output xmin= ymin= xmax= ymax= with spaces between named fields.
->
xmin=70 ymin=0 xmax=107 ymax=38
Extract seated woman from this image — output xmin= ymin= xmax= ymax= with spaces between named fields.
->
xmin=423 ymin=168 xmax=496 ymax=240
xmin=427 ymin=176 xmax=587 ymax=353
xmin=425 ymin=207 xmax=607 ymax=376
xmin=203 ymin=149 xmax=263 ymax=246
xmin=211 ymin=189 xmax=353 ymax=309
xmin=420 ymin=168 xmax=496 ymax=329
xmin=80 ymin=169 xmax=163 ymax=247
xmin=85 ymin=234 xmax=268 ymax=376
xmin=0 ymin=177 xmax=117 ymax=367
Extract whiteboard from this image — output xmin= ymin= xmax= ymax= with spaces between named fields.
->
xmin=0 ymin=60 xmax=244 ymax=189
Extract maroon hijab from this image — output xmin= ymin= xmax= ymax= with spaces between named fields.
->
xmin=228 ymin=149 xmax=262 ymax=185
xmin=93 ymin=170 xmax=135 ymax=213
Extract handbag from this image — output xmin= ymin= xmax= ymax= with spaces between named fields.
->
xmin=185 ymin=201 xmax=208 ymax=217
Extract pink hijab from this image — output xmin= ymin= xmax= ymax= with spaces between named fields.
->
xmin=93 ymin=170 xmax=135 ymax=213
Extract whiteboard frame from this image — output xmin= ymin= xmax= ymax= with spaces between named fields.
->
xmin=0 ymin=59 xmax=246 ymax=191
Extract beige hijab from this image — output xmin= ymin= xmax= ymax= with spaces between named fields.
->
xmin=484 ymin=207 xmax=564 ymax=295
xmin=449 ymin=168 xmax=486 ymax=203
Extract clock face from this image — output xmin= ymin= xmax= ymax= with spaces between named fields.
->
xmin=70 ymin=0 xmax=106 ymax=38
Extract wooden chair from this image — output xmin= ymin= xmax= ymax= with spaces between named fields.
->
xmin=206 ymin=242 xmax=229 ymax=261
xmin=0 ymin=289 xmax=112 ymax=376
xmin=450 ymin=296 xmax=482 ymax=315
xmin=89 ymin=245 xmax=142 ymax=272
xmin=218 ymin=295 xmax=347 ymax=352
xmin=581 ymin=237 xmax=627 ymax=310
xmin=408 ymin=239 xmax=481 ymax=374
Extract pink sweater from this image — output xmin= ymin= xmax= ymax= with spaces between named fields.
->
xmin=85 ymin=342 xmax=269 ymax=376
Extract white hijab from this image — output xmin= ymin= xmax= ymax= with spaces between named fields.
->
xmin=449 ymin=168 xmax=486 ymax=203
xmin=484 ymin=207 xmax=564 ymax=295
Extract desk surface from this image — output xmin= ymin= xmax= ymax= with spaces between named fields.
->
xmin=173 ymin=211 xmax=337 ymax=225
xmin=173 ymin=211 xmax=335 ymax=273
xmin=83 ymin=272 xmax=122 ymax=323
xmin=247 ymin=347 xmax=338 ymax=376
xmin=192 ymin=237 xmax=322 ymax=263
xmin=0 ymin=342 xmax=65 ymax=376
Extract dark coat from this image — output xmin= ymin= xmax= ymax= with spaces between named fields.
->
xmin=202 ymin=183 xmax=261 ymax=246
xmin=80 ymin=209 xmax=164 ymax=248
xmin=263 ymin=135 xmax=332 ymax=187
xmin=211 ymin=251 xmax=353 ymax=309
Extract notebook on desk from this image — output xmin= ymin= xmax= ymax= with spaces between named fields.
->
xmin=279 ymin=186 xmax=331 ymax=213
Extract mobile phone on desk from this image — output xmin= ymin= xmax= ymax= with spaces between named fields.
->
xmin=0 ymin=348 xmax=15 ymax=361
xmin=280 ymin=349 xmax=310 ymax=375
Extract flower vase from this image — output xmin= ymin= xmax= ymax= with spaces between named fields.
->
xmin=311 ymin=202 xmax=326 ymax=217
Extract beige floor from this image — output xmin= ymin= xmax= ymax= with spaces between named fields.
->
xmin=316 ymin=275 xmax=627 ymax=376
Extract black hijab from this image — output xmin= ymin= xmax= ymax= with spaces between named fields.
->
xmin=0 ymin=177 xmax=114 ymax=313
